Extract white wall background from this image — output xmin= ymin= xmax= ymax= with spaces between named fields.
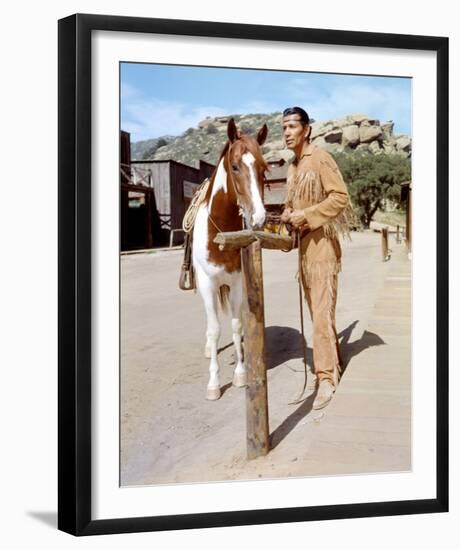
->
xmin=0 ymin=0 xmax=457 ymax=547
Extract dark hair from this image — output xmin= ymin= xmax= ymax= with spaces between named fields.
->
xmin=282 ymin=106 xmax=310 ymax=126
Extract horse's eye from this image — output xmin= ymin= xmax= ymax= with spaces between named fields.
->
xmin=231 ymin=163 xmax=239 ymax=172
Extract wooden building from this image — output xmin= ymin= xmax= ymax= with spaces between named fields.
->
xmin=130 ymin=159 xmax=215 ymax=247
xmin=120 ymin=131 xmax=159 ymax=250
xmin=264 ymin=158 xmax=289 ymax=214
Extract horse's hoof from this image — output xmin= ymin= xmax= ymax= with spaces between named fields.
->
xmin=232 ymin=372 xmax=247 ymax=388
xmin=206 ymin=386 xmax=221 ymax=401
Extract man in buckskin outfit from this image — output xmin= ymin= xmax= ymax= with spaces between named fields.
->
xmin=281 ymin=107 xmax=355 ymax=409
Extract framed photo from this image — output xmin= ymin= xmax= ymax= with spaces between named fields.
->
xmin=58 ymin=13 xmax=448 ymax=536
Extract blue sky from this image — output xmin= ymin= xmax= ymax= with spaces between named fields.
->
xmin=121 ymin=63 xmax=411 ymax=142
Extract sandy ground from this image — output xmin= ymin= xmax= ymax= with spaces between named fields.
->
xmin=120 ymin=230 xmax=411 ymax=486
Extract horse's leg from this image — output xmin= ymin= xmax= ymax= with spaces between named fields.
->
xmin=230 ymin=274 xmax=246 ymax=387
xmin=203 ymin=294 xmax=213 ymax=358
xmin=204 ymin=336 xmax=211 ymax=358
xmin=197 ymin=272 xmax=222 ymax=400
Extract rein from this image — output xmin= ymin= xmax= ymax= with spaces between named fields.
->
xmin=267 ymin=213 xmax=309 ymax=405
xmin=288 ymin=228 xmax=309 ymax=406
xmin=205 ymin=145 xmax=244 ymax=234
xmin=225 ymin=142 xmax=246 ymax=201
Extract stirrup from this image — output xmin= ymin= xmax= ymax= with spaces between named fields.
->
xmin=179 ymin=264 xmax=196 ymax=291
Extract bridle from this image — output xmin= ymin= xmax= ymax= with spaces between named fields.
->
xmin=226 ymin=142 xmax=250 ymax=205
xmin=208 ymin=140 xmax=266 ymax=232
xmin=226 ymin=140 xmax=267 ymax=213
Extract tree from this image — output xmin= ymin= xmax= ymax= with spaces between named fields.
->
xmin=156 ymin=137 xmax=169 ymax=148
xmin=333 ymin=150 xmax=411 ymax=228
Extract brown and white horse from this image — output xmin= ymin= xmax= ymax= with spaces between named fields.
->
xmin=192 ymin=118 xmax=268 ymax=400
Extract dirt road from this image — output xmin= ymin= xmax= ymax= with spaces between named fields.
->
xmin=121 ymin=230 xmax=411 ymax=486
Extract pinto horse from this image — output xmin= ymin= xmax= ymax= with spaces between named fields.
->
xmin=192 ymin=118 xmax=268 ymax=400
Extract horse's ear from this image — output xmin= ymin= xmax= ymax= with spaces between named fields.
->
xmin=227 ymin=118 xmax=239 ymax=142
xmin=257 ymin=124 xmax=268 ymax=145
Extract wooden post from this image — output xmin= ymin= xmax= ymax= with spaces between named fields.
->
xmin=241 ymin=240 xmax=270 ymax=459
xmin=406 ymin=189 xmax=412 ymax=254
xmin=214 ymin=230 xmax=291 ymax=460
xmin=396 ymin=224 xmax=400 ymax=244
xmin=381 ymin=226 xmax=389 ymax=261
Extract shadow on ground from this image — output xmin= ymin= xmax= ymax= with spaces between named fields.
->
xmin=338 ymin=320 xmax=386 ymax=373
xmin=201 ymin=322 xmax=386 ymax=448
xmin=265 ymin=322 xmax=385 ymax=372
xmin=265 ymin=321 xmax=386 ymax=448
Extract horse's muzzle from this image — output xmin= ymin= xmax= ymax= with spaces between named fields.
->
xmin=251 ymin=212 xmax=266 ymax=230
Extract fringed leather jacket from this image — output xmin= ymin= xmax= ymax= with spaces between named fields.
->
xmin=284 ymin=141 xmax=356 ymax=286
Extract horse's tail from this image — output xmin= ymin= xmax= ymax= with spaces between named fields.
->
xmin=218 ymin=284 xmax=230 ymax=313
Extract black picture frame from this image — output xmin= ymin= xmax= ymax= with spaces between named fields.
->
xmin=58 ymin=13 xmax=449 ymax=536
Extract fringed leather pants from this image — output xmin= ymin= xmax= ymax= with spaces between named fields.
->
xmin=300 ymin=232 xmax=344 ymax=388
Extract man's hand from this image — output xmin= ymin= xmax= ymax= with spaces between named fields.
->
xmin=280 ymin=207 xmax=292 ymax=223
xmin=289 ymin=209 xmax=308 ymax=228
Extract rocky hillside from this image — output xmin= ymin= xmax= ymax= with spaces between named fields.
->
xmin=130 ymin=112 xmax=411 ymax=166
xmin=129 ymin=135 xmax=176 ymax=160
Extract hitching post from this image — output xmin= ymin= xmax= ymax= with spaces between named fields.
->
xmin=214 ymin=230 xmax=292 ymax=459
xmin=381 ymin=226 xmax=389 ymax=261
xmin=241 ymin=239 xmax=269 ymax=458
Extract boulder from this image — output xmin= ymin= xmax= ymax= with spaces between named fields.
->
xmin=332 ymin=116 xmax=352 ymax=129
xmin=381 ymin=121 xmax=394 ymax=140
xmin=262 ymin=140 xmax=285 ymax=154
xmin=277 ymin=149 xmax=295 ymax=162
xmin=383 ymin=142 xmax=397 ymax=154
xmin=323 ymin=142 xmax=343 ymax=154
xmin=342 ymin=125 xmax=360 ymax=147
xmin=311 ymin=122 xmax=333 ymax=140
xmin=264 ymin=152 xmax=279 ymax=162
xmin=395 ymin=136 xmax=411 ymax=152
xmin=314 ymin=137 xmax=342 ymax=154
xmin=369 ymin=140 xmax=382 ymax=153
xmin=324 ymin=129 xmax=343 ymax=143
xmin=395 ymin=149 xmax=410 ymax=159
xmin=359 ymin=125 xmax=383 ymax=143
xmin=312 ymin=136 xmax=327 ymax=149
xmin=198 ymin=116 xmax=214 ymax=129
xmin=349 ymin=113 xmax=369 ymax=125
